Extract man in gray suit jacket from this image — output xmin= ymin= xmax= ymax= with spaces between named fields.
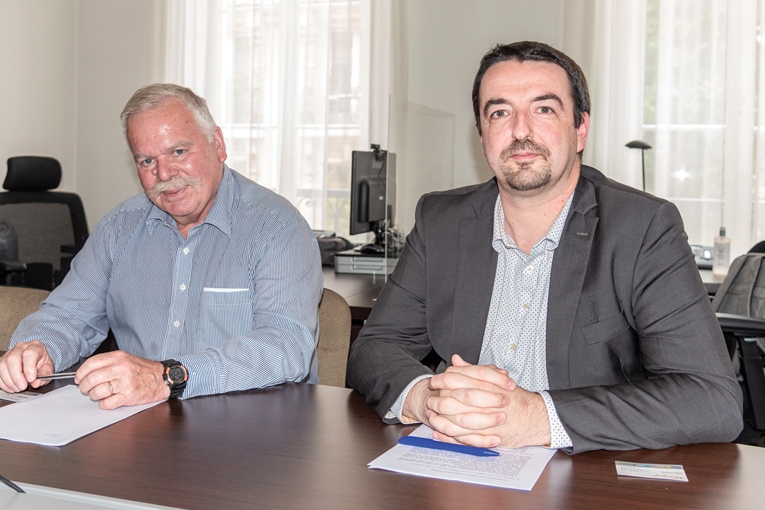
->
xmin=346 ymin=41 xmax=742 ymax=453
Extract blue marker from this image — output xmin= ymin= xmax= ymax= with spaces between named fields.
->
xmin=398 ymin=435 xmax=500 ymax=457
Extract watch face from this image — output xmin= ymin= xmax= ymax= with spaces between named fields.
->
xmin=168 ymin=365 xmax=187 ymax=384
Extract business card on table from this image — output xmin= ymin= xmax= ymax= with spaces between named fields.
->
xmin=615 ymin=461 xmax=688 ymax=482
xmin=0 ymin=389 xmax=42 ymax=403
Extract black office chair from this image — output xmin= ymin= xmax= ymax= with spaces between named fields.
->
xmin=747 ymin=240 xmax=765 ymax=254
xmin=0 ymin=156 xmax=88 ymax=290
xmin=712 ymin=253 xmax=765 ymax=432
xmin=0 ymin=220 xmax=27 ymax=284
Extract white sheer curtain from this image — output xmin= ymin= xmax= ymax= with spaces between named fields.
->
xmin=563 ymin=0 xmax=647 ymax=190
xmin=565 ymin=0 xmax=765 ymax=256
xmin=369 ymin=0 xmax=407 ymax=148
xmin=162 ymin=0 xmax=404 ymax=237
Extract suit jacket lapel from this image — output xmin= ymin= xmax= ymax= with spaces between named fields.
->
xmin=546 ymin=172 xmax=598 ymax=389
xmin=449 ymin=182 xmax=498 ymax=364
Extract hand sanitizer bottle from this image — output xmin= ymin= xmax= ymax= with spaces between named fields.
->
xmin=712 ymin=227 xmax=731 ymax=276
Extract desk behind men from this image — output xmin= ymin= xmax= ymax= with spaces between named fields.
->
xmin=323 ymin=267 xmax=386 ymax=340
xmin=699 ymin=268 xmax=726 ymax=297
xmin=0 ymin=382 xmax=761 ymax=509
xmin=325 ymin=267 xmax=724 ymax=322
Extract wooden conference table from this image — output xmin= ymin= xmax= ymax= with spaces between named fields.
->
xmin=0 ymin=381 xmax=762 ymax=509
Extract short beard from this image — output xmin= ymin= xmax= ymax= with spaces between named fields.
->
xmin=498 ymin=139 xmax=552 ymax=192
xmin=146 ymin=176 xmax=202 ymax=200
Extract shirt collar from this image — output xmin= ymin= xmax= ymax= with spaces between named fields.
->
xmin=492 ymin=191 xmax=575 ymax=252
xmin=146 ymin=165 xmax=234 ymax=238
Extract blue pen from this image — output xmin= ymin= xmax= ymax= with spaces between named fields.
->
xmin=397 ymin=435 xmax=500 ymax=457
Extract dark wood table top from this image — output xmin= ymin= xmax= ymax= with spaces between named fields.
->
xmin=0 ymin=382 xmax=761 ymax=509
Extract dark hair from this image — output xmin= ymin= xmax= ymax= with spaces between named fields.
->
xmin=471 ymin=41 xmax=590 ymax=135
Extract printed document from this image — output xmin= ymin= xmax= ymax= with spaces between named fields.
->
xmin=0 ymin=385 xmax=162 ymax=446
xmin=368 ymin=425 xmax=556 ymax=491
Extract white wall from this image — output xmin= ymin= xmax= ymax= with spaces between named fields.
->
xmin=76 ymin=0 xmax=160 ymax=228
xmin=0 ymin=1 xmax=77 ymax=190
xmin=406 ymin=0 xmax=565 ymax=189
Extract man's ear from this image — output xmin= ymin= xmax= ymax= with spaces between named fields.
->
xmin=214 ymin=127 xmax=227 ymax=162
xmin=576 ymin=112 xmax=590 ymax=153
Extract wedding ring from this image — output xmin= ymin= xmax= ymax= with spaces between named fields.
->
xmin=109 ymin=382 xmax=114 ymax=395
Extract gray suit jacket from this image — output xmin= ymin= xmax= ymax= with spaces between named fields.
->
xmin=347 ymin=166 xmax=743 ymax=453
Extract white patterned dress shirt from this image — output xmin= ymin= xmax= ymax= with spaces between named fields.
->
xmin=390 ymin=192 xmax=574 ymax=449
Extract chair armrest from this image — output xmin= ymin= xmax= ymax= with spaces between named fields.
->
xmin=716 ymin=313 xmax=765 ymax=337
xmin=717 ymin=312 xmax=765 ymax=429
xmin=0 ymin=259 xmax=27 ymax=272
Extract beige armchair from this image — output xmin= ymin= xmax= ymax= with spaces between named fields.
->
xmin=0 ymin=286 xmax=49 ymax=350
xmin=317 ymin=288 xmax=352 ymax=387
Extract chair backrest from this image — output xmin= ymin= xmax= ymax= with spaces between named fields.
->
xmin=712 ymin=253 xmax=765 ymax=430
xmin=712 ymin=253 xmax=765 ymax=319
xmin=748 ymin=241 xmax=765 ymax=254
xmin=317 ymin=288 xmax=352 ymax=387
xmin=0 ymin=156 xmax=89 ymax=289
xmin=0 ymin=286 xmax=50 ymax=350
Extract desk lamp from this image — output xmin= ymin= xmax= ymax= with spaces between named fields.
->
xmin=625 ymin=140 xmax=652 ymax=191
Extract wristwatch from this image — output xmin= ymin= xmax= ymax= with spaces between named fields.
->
xmin=160 ymin=359 xmax=188 ymax=399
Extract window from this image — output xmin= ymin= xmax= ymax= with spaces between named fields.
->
xmin=568 ymin=0 xmax=765 ymax=255
xmin=164 ymin=0 xmax=371 ymax=235
xmin=641 ymin=0 xmax=763 ymax=252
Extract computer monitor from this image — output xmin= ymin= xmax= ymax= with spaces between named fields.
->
xmin=349 ymin=145 xmax=396 ymax=253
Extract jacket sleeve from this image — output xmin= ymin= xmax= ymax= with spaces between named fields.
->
xmin=549 ymin=201 xmax=743 ymax=453
xmin=346 ymin=194 xmax=437 ymax=421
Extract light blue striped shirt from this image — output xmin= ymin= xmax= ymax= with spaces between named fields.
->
xmin=10 ymin=166 xmax=323 ymax=398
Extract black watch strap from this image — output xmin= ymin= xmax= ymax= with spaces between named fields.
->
xmin=160 ymin=359 xmax=188 ymax=399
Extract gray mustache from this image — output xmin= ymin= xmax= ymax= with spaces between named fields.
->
xmin=146 ymin=177 xmax=202 ymax=200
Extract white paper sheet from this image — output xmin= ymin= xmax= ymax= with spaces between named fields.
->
xmin=368 ymin=425 xmax=557 ymax=491
xmin=0 ymin=385 xmax=163 ymax=446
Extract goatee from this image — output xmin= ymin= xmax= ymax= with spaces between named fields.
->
xmin=498 ymin=139 xmax=552 ymax=192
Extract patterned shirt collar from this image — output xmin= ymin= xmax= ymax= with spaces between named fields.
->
xmin=492 ymin=191 xmax=575 ymax=253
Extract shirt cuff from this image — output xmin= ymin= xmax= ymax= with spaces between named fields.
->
xmin=539 ymin=390 xmax=573 ymax=449
xmin=384 ymin=374 xmax=433 ymax=422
